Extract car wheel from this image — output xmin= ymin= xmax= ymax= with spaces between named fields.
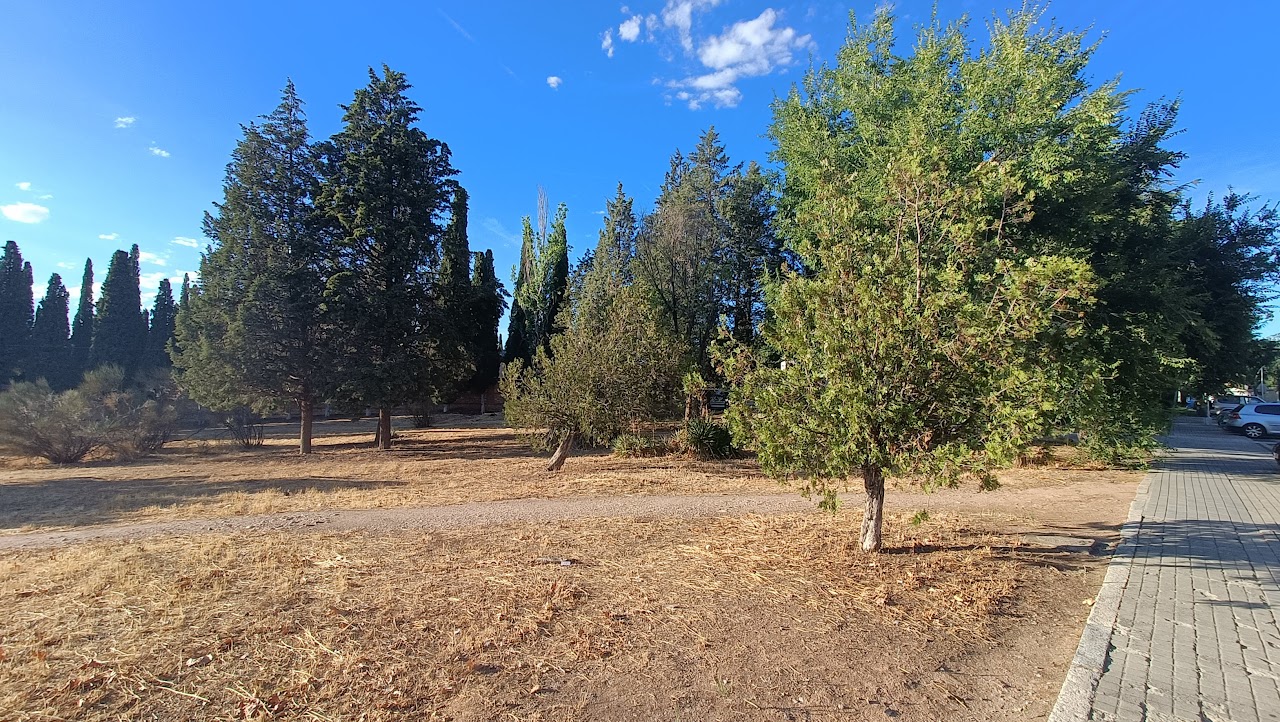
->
xmin=1243 ymin=423 xmax=1267 ymax=439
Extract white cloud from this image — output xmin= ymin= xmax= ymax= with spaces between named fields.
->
xmin=480 ymin=217 xmax=520 ymax=247
xmin=138 ymin=251 xmax=166 ymax=266
xmin=669 ymin=8 xmax=812 ymax=109
xmin=56 ymin=261 xmax=76 ymax=270
xmin=619 ymin=15 xmax=643 ymax=41
xmin=149 ymin=146 xmax=170 ymax=157
xmin=601 ymin=28 xmax=615 ymax=57
xmin=1 ymin=202 xmax=50 ymax=224
xmin=546 ymin=76 xmax=563 ymax=90
xmin=171 ymin=236 xmax=199 ymax=248
xmin=662 ymin=0 xmax=721 ymax=52
xmin=114 ymin=116 xmax=135 ymax=128
xmin=15 ymin=182 xmax=31 ymax=191
xmin=37 ymin=194 xmax=52 ymax=200
xmin=98 ymin=232 xmax=119 ymax=241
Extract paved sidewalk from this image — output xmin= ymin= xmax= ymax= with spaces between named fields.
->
xmin=1052 ymin=418 xmax=1280 ymax=722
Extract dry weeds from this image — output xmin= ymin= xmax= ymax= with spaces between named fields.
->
xmin=0 ymin=511 xmax=1054 ymax=721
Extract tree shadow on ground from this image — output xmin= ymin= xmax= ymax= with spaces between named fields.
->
xmin=0 ymin=476 xmax=407 ymax=531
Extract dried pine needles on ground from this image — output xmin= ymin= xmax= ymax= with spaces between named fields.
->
xmin=0 ymin=511 xmax=1059 ymax=721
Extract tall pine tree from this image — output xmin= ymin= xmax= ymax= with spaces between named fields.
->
xmin=174 ymin=81 xmax=335 ymax=453
xmin=31 ymin=273 xmax=73 ymax=389
xmin=0 ymin=241 xmax=34 ymax=384
xmin=468 ymin=249 xmax=507 ymax=400
xmin=319 ymin=66 xmax=457 ymax=449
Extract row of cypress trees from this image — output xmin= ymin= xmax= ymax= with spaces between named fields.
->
xmin=0 ymin=240 xmax=182 ymax=391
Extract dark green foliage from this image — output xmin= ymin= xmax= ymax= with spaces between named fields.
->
xmin=90 ymin=248 xmax=146 ymax=374
xmin=679 ymin=418 xmax=735 ymax=459
xmin=505 ymin=191 xmax=570 ymax=365
xmin=0 ymin=241 xmax=34 ymax=383
xmin=174 ymin=81 xmax=334 ymax=454
xmin=146 ymin=278 xmax=176 ymax=370
xmin=319 ymin=66 xmax=458 ymax=447
xmin=31 ymin=273 xmax=74 ymax=390
xmin=468 ymin=249 xmax=507 ymax=393
xmin=70 ymin=259 xmax=94 ymax=379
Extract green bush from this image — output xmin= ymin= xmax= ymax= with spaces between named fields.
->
xmin=0 ymin=366 xmax=178 ymax=464
xmin=0 ymin=381 xmax=106 ymax=463
xmin=679 ymin=419 xmax=735 ymax=459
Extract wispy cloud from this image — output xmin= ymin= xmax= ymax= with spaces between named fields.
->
xmin=98 ymin=233 xmax=119 ymax=241
xmin=114 ymin=116 xmax=135 ymax=129
xmin=602 ymin=28 xmax=615 ymax=58
xmin=438 ymin=9 xmax=474 ymax=42
xmin=138 ymin=251 xmax=166 ymax=266
xmin=480 ymin=217 xmax=520 ymax=248
xmin=37 ymin=194 xmax=52 ymax=200
xmin=171 ymin=236 xmax=199 ymax=248
xmin=546 ymin=76 xmax=563 ymax=90
xmin=1 ymin=202 xmax=50 ymax=224
xmin=149 ymin=146 xmax=170 ymax=158
xmin=663 ymin=0 xmax=722 ymax=52
xmin=15 ymin=182 xmax=31 ymax=191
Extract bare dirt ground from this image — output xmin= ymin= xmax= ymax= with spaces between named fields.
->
xmin=0 ymin=416 xmax=1142 ymax=721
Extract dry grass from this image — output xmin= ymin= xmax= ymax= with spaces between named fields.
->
xmin=0 ymin=417 xmax=782 ymax=533
xmin=0 ymin=511 xmax=1048 ymax=721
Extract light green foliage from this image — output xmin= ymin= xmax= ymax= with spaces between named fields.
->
xmin=506 ymin=191 xmax=570 ymax=365
xmin=0 ymin=366 xmax=176 ymax=463
xmin=737 ymin=9 xmax=1107 ymax=547
xmin=678 ymin=418 xmax=735 ymax=459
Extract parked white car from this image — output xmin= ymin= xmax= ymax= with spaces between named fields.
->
xmin=1221 ymin=403 xmax=1280 ymax=439
xmin=1211 ymin=394 xmax=1263 ymax=417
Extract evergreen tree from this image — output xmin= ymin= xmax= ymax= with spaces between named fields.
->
xmin=505 ymin=189 xmax=570 ymax=365
xmin=31 ymin=273 xmax=73 ymax=390
xmin=504 ymin=228 xmax=534 ymax=365
xmin=146 ymin=278 xmax=176 ymax=370
xmin=0 ymin=241 xmax=34 ymax=383
xmin=92 ymin=249 xmax=146 ymax=374
xmin=718 ymin=161 xmax=780 ymax=346
xmin=738 ymin=8 xmax=1109 ymax=551
xmin=414 ymin=183 xmax=477 ymax=412
xmin=319 ymin=66 xmax=457 ymax=449
xmin=69 ymin=259 xmax=94 ymax=380
xmin=467 ymin=249 xmax=507 ymax=397
xmin=174 ymin=81 xmax=335 ymax=453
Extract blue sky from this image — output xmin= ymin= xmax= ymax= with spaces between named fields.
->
xmin=3 ymin=1 xmax=1279 ymax=331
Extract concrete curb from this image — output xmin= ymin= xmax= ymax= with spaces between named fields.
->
xmin=1047 ymin=456 xmax=1159 ymax=722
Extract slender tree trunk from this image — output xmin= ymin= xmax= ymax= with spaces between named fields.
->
xmin=378 ymin=407 xmax=392 ymax=450
xmin=546 ymin=432 xmax=576 ymax=471
xmin=860 ymin=464 xmax=885 ymax=552
xmin=299 ymin=398 xmax=314 ymax=455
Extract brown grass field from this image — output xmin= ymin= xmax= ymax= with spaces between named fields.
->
xmin=0 ymin=415 xmax=1143 ymax=720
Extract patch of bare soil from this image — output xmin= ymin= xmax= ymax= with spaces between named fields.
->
xmin=0 ymin=510 xmax=1112 ymax=721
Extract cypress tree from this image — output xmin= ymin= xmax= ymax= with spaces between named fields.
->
xmin=147 ymin=278 xmax=176 ymax=370
xmin=69 ymin=259 xmax=94 ymax=380
xmin=468 ymin=249 xmax=507 ymax=397
xmin=319 ymin=66 xmax=457 ymax=449
xmin=504 ymin=229 xmax=534 ymax=365
xmin=92 ymin=249 xmax=146 ymax=374
xmin=0 ymin=241 xmax=34 ymax=383
xmin=32 ymin=273 xmax=74 ymax=389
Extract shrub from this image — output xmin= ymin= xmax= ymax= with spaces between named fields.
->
xmin=80 ymin=366 xmax=178 ymax=460
xmin=679 ymin=419 xmax=735 ymax=459
xmin=223 ymin=407 xmax=265 ymax=448
xmin=612 ymin=433 xmax=669 ymax=458
xmin=0 ymin=381 xmax=106 ymax=463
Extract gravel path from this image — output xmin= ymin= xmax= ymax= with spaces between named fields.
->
xmin=0 ymin=492 xmax=817 ymax=551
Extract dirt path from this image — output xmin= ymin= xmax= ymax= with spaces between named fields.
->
xmin=0 ymin=471 xmax=1136 ymax=550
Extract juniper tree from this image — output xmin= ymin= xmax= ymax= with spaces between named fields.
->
xmin=146 ymin=279 xmax=176 ymax=371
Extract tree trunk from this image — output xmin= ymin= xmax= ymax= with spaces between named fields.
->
xmin=546 ymin=432 xmax=576 ymax=471
xmin=299 ymin=398 xmax=314 ymax=455
xmin=860 ymin=464 xmax=886 ymax=552
xmin=377 ymin=407 xmax=392 ymax=450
